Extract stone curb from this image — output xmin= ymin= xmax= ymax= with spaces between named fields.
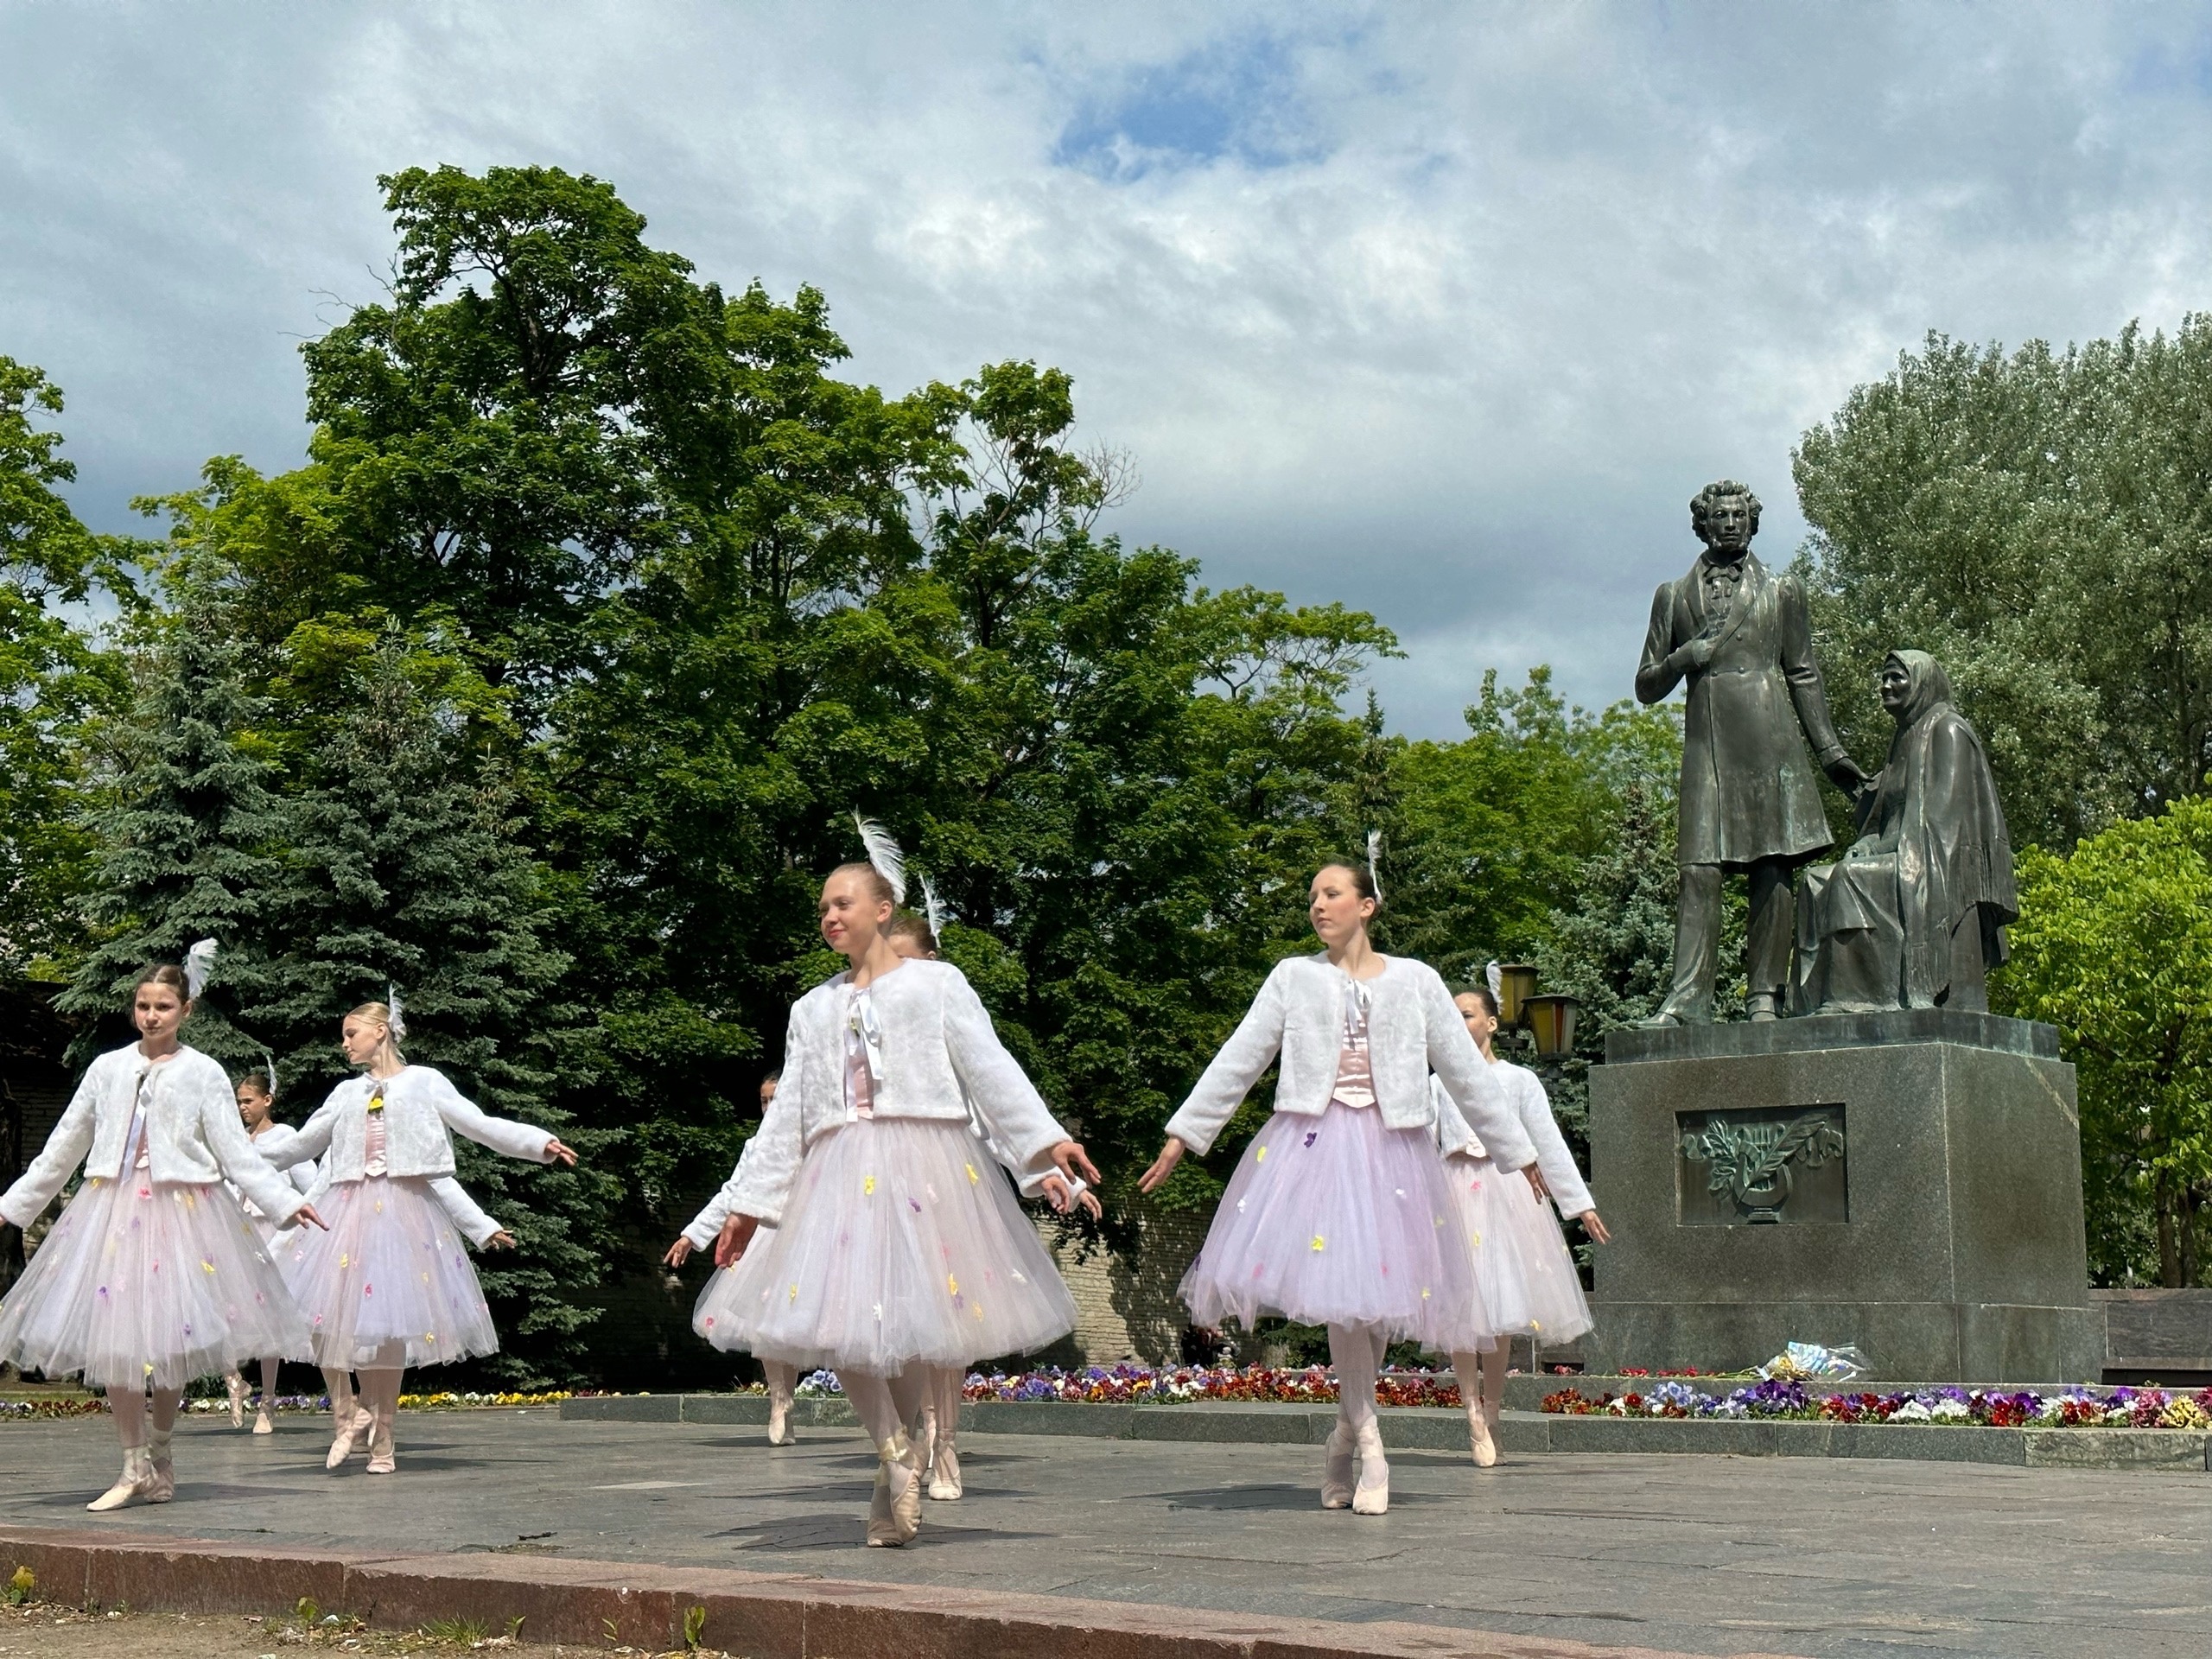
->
xmin=562 ymin=1394 xmax=2212 ymax=1469
xmin=0 ymin=1524 xmax=1795 ymax=1659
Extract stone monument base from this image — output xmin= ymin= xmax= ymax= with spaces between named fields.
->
xmin=1586 ymin=1009 xmax=2099 ymax=1385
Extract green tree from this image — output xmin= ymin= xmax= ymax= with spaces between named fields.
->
xmin=0 ymin=359 xmax=127 ymax=977
xmin=56 ymin=610 xmax=288 ymax=1067
xmin=250 ymin=626 xmax=609 ymax=1384
xmin=1793 ymin=322 xmax=2212 ymax=848
xmin=1999 ymin=799 xmax=2212 ymax=1287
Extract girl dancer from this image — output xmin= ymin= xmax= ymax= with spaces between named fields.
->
xmin=702 ymin=829 xmax=1096 ymax=1547
xmin=667 ymin=1071 xmax=801 ymax=1446
xmin=1438 ymin=977 xmax=1608 ymax=1466
xmin=221 ymin=1065 xmax=320 ymax=1433
xmin=0 ymin=957 xmax=324 ymax=1510
xmin=1138 ymin=856 xmax=1542 ymax=1515
xmin=270 ymin=995 xmax=575 ymax=1474
xmin=884 ymin=906 xmax=1099 ymax=1502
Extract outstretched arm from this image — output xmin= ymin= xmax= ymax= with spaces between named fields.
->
xmin=0 ymin=1062 xmax=101 ymax=1229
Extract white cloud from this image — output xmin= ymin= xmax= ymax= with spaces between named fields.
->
xmin=5 ymin=2 xmax=2212 ymax=734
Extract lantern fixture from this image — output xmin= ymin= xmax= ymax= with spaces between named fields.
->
xmin=1522 ymin=993 xmax=1580 ymax=1059
xmin=1495 ymin=963 xmax=1540 ymax=1028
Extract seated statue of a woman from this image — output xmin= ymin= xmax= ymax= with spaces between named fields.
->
xmin=1792 ymin=650 xmax=2018 ymax=1015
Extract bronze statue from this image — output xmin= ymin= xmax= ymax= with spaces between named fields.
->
xmin=1637 ymin=481 xmax=1865 ymax=1024
xmin=1792 ymin=651 xmax=2018 ymax=1015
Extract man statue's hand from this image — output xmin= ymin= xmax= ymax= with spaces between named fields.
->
xmin=1676 ymin=630 xmax=1719 ymax=673
xmin=1823 ymin=753 xmax=1868 ymax=794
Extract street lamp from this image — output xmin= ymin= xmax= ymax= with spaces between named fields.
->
xmin=1521 ymin=994 xmax=1580 ymax=1059
xmin=1494 ymin=963 xmax=1539 ymax=1029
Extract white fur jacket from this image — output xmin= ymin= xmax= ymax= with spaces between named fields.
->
xmin=715 ymin=959 xmax=1070 ymax=1227
xmin=0 ymin=1044 xmax=307 ymax=1229
xmin=1165 ymin=955 xmax=1537 ymax=1169
xmin=239 ymin=1122 xmax=501 ymax=1245
xmin=1430 ymin=1062 xmax=1595 ymax=1218
xmin=272 ymin=1065 xmax=555 ymax=1184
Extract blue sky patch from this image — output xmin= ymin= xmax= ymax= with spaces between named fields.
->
xmin=1053 ymin=33 xmax=1326 ymax=180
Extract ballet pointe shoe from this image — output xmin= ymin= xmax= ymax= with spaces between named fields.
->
xmin=866 ymin=1434 xmax=922 ymax=1547
xmin=327 ymin=1406 xmax=368 ymax=1469
xmin=253 ymin=1401 xmax=276 ymax=1436
xmin=1351 ymin=1421 xmax=1389 ymax=1516
xmin=365 ymin=1407 xmax=397 ymax=1475
xmin=911 ymin=1404 xmax=938 ymax=1484
xmin=226 ymin=1373 xmax=249 ymax=1428
xmin=1320 ymin=1423 xmax=1355 ymax=1510
xmin=766 ymin=1389 xmax=793 ymax=1446
xmin=88 ymin=1446 xmax=155 ymax=1512
xmin=926 ymin=1433 xmax=963 ymax=1501
xmin=145 ymin=1426 xmax=175 ymax=1503
xmin=1466 ymin=1403 xmax=1499 ymax=1468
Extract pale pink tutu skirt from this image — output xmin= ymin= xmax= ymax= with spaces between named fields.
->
xmin=1444 ymin=1152 xmax=1592 ymax=1343
xmin=708 ymin=1116 xmax=1076 ymax=1376
xmin=1179 ymin=1102 xmax=1491 ymax=1352
xmin=0 ymin=1177 xmax=308 ymax=1392
xmin=283 ymin=1175 xmax=497 ymax=1369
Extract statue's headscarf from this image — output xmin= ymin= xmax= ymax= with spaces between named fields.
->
xmin=1884 ymin=650 xmax=1952 ymax=749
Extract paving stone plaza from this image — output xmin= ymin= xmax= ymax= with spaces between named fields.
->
xmin=3 ymin=1407 xmax=2210 ymax=1657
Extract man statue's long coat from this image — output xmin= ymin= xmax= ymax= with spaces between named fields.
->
xmin=1637 ymin=551 xmax=1847 ymax=869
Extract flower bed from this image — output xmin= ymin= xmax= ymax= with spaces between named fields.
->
xmin=1541 ymin=1380 xmax=2212 ymax=1429
xmin=4 ymin=1389 xmax=576 ymax=1419
xmin=781 ymin=1363 xmax=1468 ymax=1408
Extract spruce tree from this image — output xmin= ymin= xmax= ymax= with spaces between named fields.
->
xmin=257 ymin=629 xmax=609 ymax=1386
xmin=59 ymin=608 xmax=287 ymax=1067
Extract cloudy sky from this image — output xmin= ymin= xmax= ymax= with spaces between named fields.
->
xmin=6 ymin=3 xmax=2212 ymax=735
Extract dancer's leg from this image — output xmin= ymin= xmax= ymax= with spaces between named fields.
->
xmin=1451 ymin=1347 xmax=1499 ymax=1466
xmin=889 ymin=1367 xmax=936 ymax=1485
xmin=254 ymin=1357 xmax=281 ymax=1433
xmin=90 ymin=1388 xmax=152 ymax=1511
xmin=763 ymin=1359 xmax=797 ymax=1445
xmin=145 ymin=1388 xmax=180 ymax=1502
xmin=360 ymin=1362 xmax=402 ymax=1475
xmin=844 ymin=1372 xmax=922 ymax=1547
xmin=1329 ymin=1324 xmax=1389 ymax=1515
xmin=322 ymin=1367 xmax=365 ymax=1467
xmin=225 ymin=1367 xmax=249 ymax=1427
xmin=926 ymin=1366 xmax=963 ymax=1500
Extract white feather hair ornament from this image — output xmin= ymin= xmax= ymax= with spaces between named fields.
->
xmin=1364 ymin=829 xmax=1383 ymax=906
xmin=1485 ymin=960 xmax=1503 ymax=1001
xmin=850 ymin=811 xmax=909 ymax=906
xmin=184 ymin=938 xmax=218 ymax=1001
xmin=260 ymin=1047 xmax=280 ymax=1105
xmin=385 ymin=982 xmax=408 ymax=1041
xmin=919 ymin=873 xmax=946 ymax=944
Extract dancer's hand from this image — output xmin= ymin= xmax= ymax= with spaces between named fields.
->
xmin=1039 ymin=1173 xmax=1105 ymax=1220
xmin=295 ymin=1203 xmax=328 ymax=1231
xmin=715 ymin=1212 xmax=760 ymax=1268
xmin=1579 ymin=1210 xmax=1612 ymax=1245
xmin=544 ymin=1138 xmax=579 ymax=1166
xmin=485 ymin=1230 xmax=517 ymax=1250
xmin=1522 ymin=1164 xmax=1549 ymax=1202
xmin=1048 ymin=1138 xmax=1101 ymax=1186
xmin=663 ymin=1236 xmax=695 ymax=1267
xmin=1138 ymin=1137 xmax=1185 ymax=1194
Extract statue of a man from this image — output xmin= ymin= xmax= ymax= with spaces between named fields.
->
xmin=1637 ymin=480 xmax=1865 ymax=1023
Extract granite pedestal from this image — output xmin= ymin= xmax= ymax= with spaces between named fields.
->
xmin=1586 ymin=1008 xmax=2099 ymax=1383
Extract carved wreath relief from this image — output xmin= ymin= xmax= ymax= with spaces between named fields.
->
xmin=1676 ymin=1104 xmax=1848 ymax=1225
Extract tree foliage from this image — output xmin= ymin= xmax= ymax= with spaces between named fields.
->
xmin=1999 ymin=800 xmax=2212 ymax=1287
xmin=1794 ymin=323 xmax=2212 ymax=847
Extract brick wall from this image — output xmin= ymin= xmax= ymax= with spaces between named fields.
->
xmin=1035 ymin=1204 xmax=1213 ymax=1365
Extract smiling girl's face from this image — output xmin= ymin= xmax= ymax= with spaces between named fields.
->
xmin=818 ymin=867 xmax=893 ymax=960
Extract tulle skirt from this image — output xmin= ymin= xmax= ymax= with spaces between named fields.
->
xmin=1445 ymin=1152 xmax=1593 ymax=1343
xmin=283 ymin=1176 xmax=497 ymax=1370
xmin=0 ymin=1176 xmax=309 ymax=1392
xmin=1179 ymin=1102 xmax=1491 ymax=1352
xmin=709 ymin=1116 xmax=1076 ymax=1376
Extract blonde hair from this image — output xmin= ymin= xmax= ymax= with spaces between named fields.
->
xmin=826 ymin=861 xmax=899 ymax=907
xmin=344 ymin=1001 xmax=404 ymax=1061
